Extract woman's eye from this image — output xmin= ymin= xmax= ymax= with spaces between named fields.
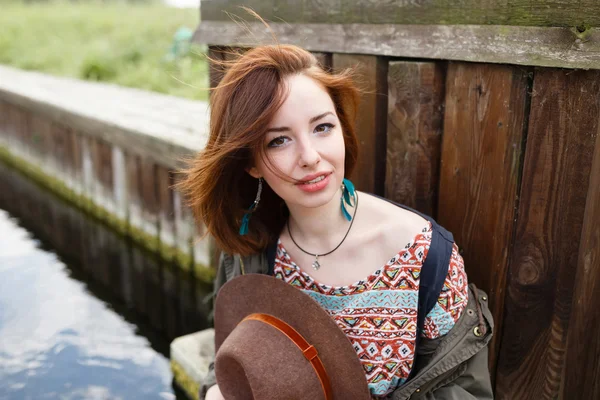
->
xmin=267 ymin=136 xmax=289 ymax=148
xmin=315 ymin=123 xmax=334 ymax=134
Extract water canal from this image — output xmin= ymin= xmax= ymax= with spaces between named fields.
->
xmin=0 ymin=161 xmax=212 ymax=399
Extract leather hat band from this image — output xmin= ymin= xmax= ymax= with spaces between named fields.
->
xmin=242 ymin=313 xmax=333 ymax=400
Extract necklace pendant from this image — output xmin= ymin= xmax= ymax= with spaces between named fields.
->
xmin=312 ymin=256 xmax=321 ymax=271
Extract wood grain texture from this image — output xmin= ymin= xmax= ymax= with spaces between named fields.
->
xmin=494 ymin=68 xmax=600 ymax=400
xmin=29 ymin=114 xmax=49 ymax=158
xmin=201 ymin=0 xmax=600 ymax=27
xmin=94 ymin=139 xmax=114 ymax=194
xmin=0 ymin=101 xmax=7 ymax=135
xmin=385 ymin=61 xmax=445 ymax=217
xmin=563 ymin=116 xmax=600 ymax=399
xmin=437 ymin=62 xmax=530 ymax=383
xmin=332 ymin=54 xmax=387 ymax=194
xmin=156 ymin=165 xmax=175 ymax=222
xmin=125 ymin=151 xmax=143 ymax=212
xmin=70 ymin=129 xmax=83 ymax=181
xmin=52 ymin=122 xmax=70 ymax=173
xmin=18 ymin=108 xmax=29 ymax=147
xmin=312 ymin=52 xmax=332 ymax=71
xmin=140 ymin=157 xmax=160 ymax=216
xmin=207 ymin=46 xmax=229 ymax=91
xmin=207 ymin=46 xmax=250 ymax=92
xmin=194 ymin=22 xmax=600 ymax=70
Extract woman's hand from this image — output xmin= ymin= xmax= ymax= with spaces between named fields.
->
xmin=205 ymin=384 xmax=225 ymax=400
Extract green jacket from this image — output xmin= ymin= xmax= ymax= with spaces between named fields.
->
xmin=201 ymin=249 xmax=495 ymax=400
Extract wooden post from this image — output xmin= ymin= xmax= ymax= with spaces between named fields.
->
xmin=563 ymin=118 xmax=600 ymax=399
xmin=494 ymin=68 xmax=600 ymax=399
xmin=332 ymin=54 xmax=387 ymax=194
xmin=208 ymin=46 xmax=230 ymax=92
xmin=385 ymin=61 xmax=445 ymax=217
xmin=437 ymin=62 xmax=531 ymax=383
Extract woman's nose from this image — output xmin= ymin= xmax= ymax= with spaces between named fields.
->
xmin=298 ymin=139 xmax=321 ymax=168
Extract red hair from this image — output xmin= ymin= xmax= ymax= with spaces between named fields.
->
xmin=178 ymin=45 xmax=360 ymax=256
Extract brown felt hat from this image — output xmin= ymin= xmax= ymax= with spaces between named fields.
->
xmin=214 ymin=274 xmax=371 ymax=400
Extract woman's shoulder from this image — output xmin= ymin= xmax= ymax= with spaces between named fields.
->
xmin=358 ymin=192 xmax=430 ymax=236
xmin=351 ymin=192 xmax=432 ymax=265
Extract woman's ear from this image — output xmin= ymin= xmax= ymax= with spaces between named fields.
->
xmin=246 ymin=166 xmax=261 ymax=179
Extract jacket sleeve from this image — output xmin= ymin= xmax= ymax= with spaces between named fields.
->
xmin=199 ymin=251 xmax=233 ymax=400
xmin=426 ymin=346 xmax=494 ymax=400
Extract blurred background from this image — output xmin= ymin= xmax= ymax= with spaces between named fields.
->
xmin=0 ymin=1 xmax=211 ymax=399
xmin=0 ymin=0 xmax=208 ymax=100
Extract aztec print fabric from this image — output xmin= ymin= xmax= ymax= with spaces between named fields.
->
xmin=273 ymin=221 xmax=469 ymax=397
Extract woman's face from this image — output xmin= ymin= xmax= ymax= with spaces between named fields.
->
xmin=248 ymin=73 xmax=346 ymax=210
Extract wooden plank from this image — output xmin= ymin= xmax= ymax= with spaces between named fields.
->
xmin=207 ymin=46 xmax=331 ymax=89
xmin=100 ymin=140 xmax=114 ymax=192
xmin=70 ymin=129 xmax=83 ymax=181
xmin=92 ymin=138 xmax=113 ymax=195
xmin=194 ymin=22 xmax=600 ymax=70
xmin=563 ymin=117 xmax=600 ymax=399
xmin=125 ymin=151 xmax=143 ymax=230
xmin=29 ymin=114 xmax=48 ymax=158
xmin=201 ymin=0 xmax=600 ymax=27
xmin=206 ymin=46 xmax=250 ymax=93
xmin=494 ymin=68 xmax=600 ymax=400
xmin=385 ymin=61 xmax=445 ymax=217
xmin=3 ymin=102 xmax=14 ymax=138
xmin=207 ymin=46 xmax=229 ymax=90
xmin=157 ymin=165 xmax=175 ymax=222
xmin=157 ymin=164 xmax=176 ymax=261
xmin=140 ymin=157 xmax=160 ymax=216
xmin=437 ymin=62 xmax=530 ymax=382
xmin=312 ymin=52 xmax=332 ymax=71
xmin=0 ymin=101 xmax=7 ymax=135
xmin=62 ymin=126 xmax=75 ymax=176
xmin=18 ymin=107 xmax=29 ymax=146
xmin=203 ymin=0 xmax=276 ymax=23
xmin=52 ymin=122 xmax=71 ymax=173
xmin=332 ymin=54 xmax=387 ymax=194
xmin=9 ymin=105 xmax=25 ymax=145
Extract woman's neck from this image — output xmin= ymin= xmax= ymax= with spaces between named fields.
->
xmin=285 ymin=188 xmax=356 ymax=252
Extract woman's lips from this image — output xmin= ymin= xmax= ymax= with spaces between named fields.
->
xmin=296 ymin=173 xmax=331 ymax=193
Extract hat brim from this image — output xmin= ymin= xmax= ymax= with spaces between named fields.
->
xmin=214 ymin=273 xmax=371 ymax=399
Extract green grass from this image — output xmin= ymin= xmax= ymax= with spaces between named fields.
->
xmin=0 ymin=1 xmax=210 ymax=101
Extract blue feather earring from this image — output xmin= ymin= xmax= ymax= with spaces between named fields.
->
xmin=341 ymin=178 xmax=356 ymax=221
xmin=239 ymin=177 xmax=263 ymax=236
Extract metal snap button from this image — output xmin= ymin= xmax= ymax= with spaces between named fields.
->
xmin=482 ymin=296 xmax=487 ymax=301
xmin=415 ymin=388 xmax=421 ymax=393
xmin=474 ymin=326 xmax=483 ymax=337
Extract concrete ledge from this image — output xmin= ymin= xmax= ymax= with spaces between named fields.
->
xmin=171 ymin=328 xmax=215 ymax=400
xmin=0 ymin=66 xmax=215 ymax=278
xmin=0 ymin=65 xmax=209 ymax=169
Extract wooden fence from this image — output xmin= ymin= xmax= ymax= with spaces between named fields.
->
xmin=193 ymin=1 xmax=600 ymax=399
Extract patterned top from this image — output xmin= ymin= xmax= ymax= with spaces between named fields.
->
xmin=273 ymin=221 xmax=469 ymax=397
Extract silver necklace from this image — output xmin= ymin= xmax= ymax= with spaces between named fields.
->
xmin=286 ymin=193 xmax=359 ymax=271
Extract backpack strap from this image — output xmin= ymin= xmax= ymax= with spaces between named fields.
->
xmin=369 ymin=195 xmax=454 ymax=379
xmin=266 ymin=239 xmax=278 ymax=276
xmin=417 ymin=221 xmax=454 ymax=331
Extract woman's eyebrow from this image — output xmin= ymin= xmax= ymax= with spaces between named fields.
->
xmin=266 ymin=111 xmax=334 ymax=133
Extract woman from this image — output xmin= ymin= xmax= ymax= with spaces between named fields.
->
xmin=179 ymin=44 xmax=494 ymax=399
